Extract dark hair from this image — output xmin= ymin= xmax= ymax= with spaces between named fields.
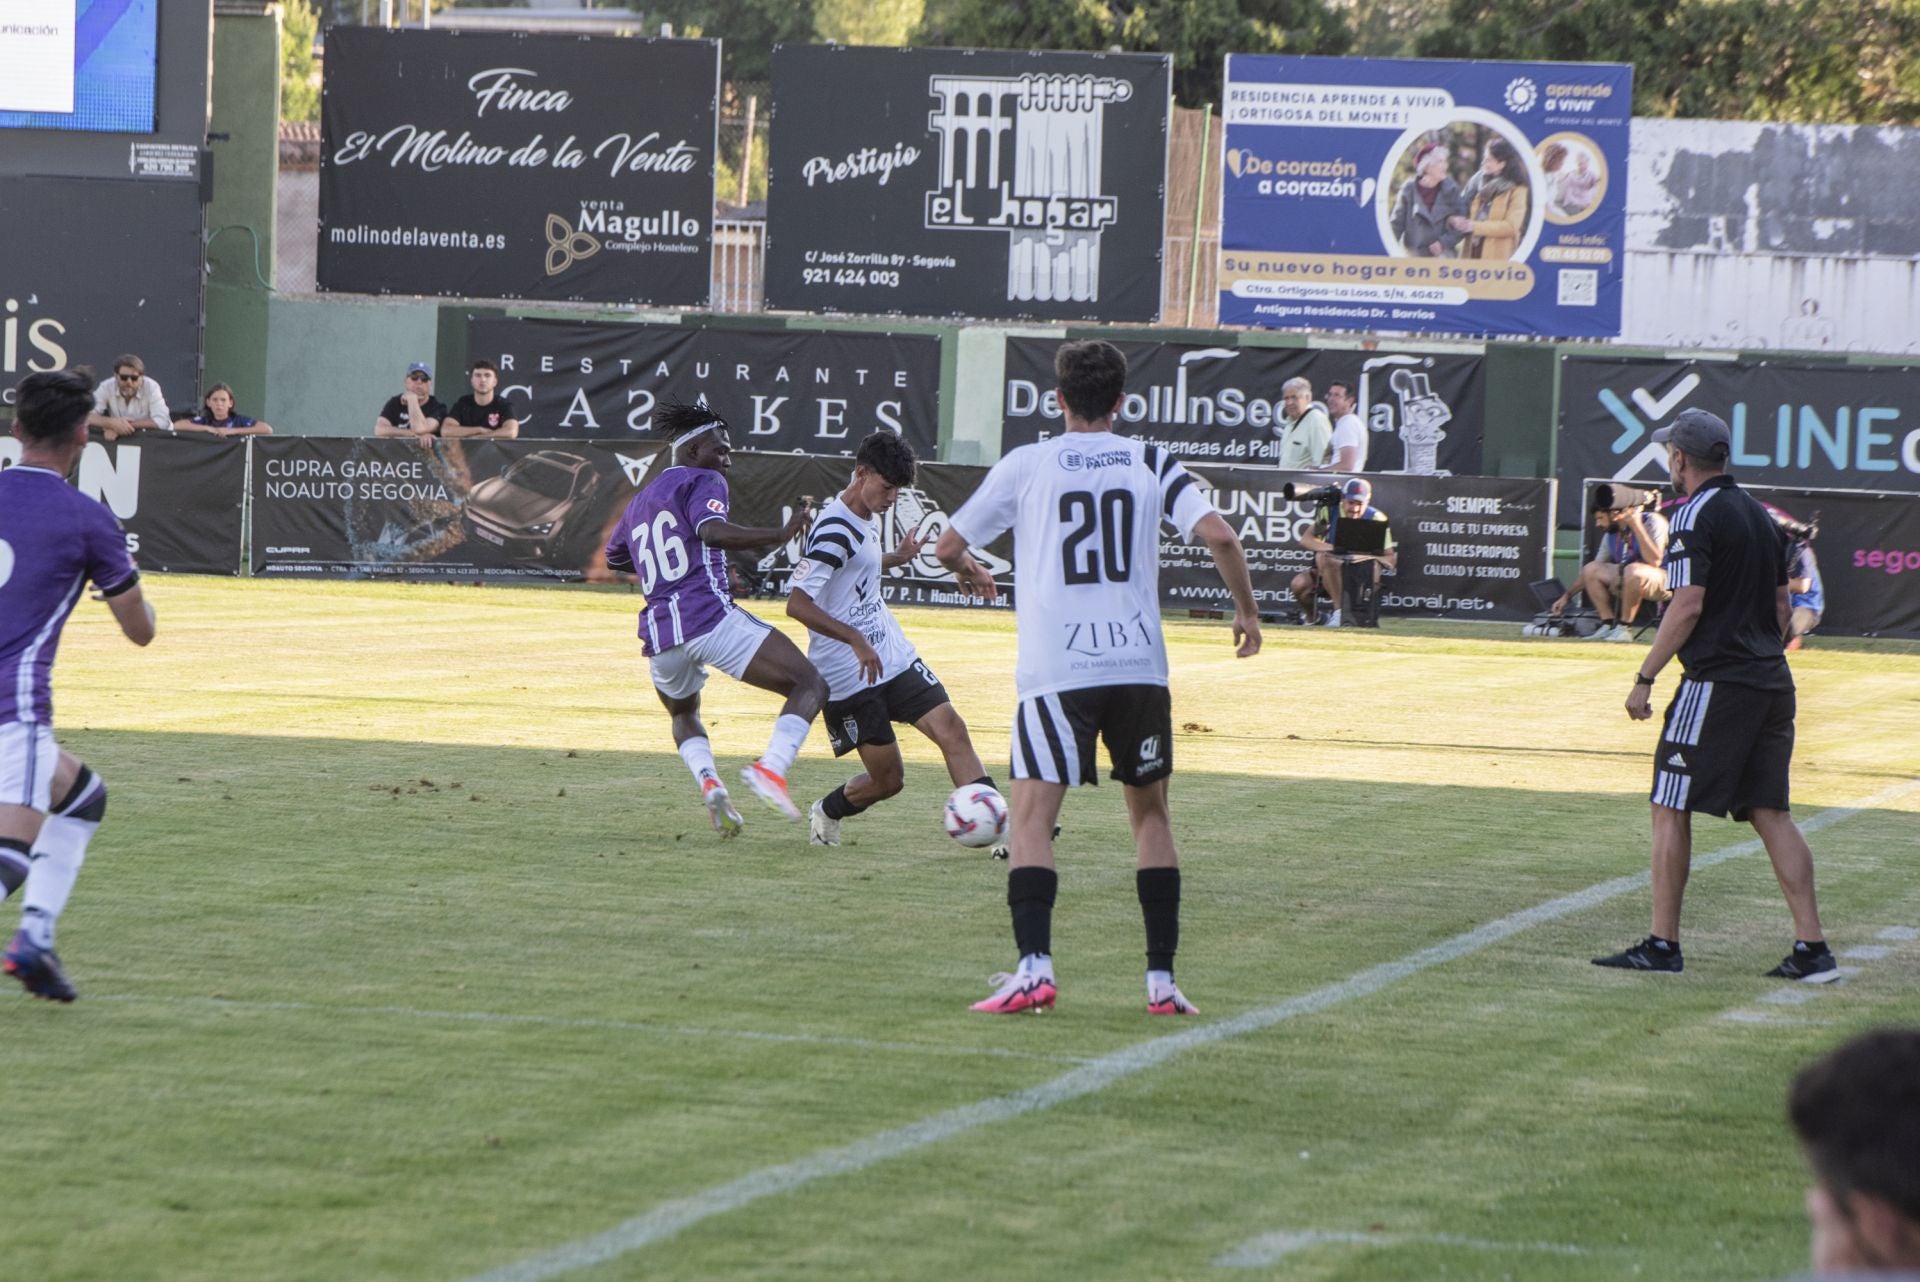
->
xmin=201 ymin=382 xmax=235 ymax=419
xmin=1541 ymin=141 xmax=1568 ymax=173
xmin=1327 ymin=380 xmax=1355 ymax=402
xmin=855 ymin=430 xmax=916 ymax=487
xmin=1488 ymin=138 xmax=1529 ymax=187
xmin=1789 ymin=1028 xmax=1920 ymax=1221
xmin=112 ymin=353 xmax=145 ymax=376
xmin=469 ymin=358 xmax=497 ymax=374
xmin=658 ymin=401 xmax=729 ymax=459
xmin=1054 ymin=340 xmax=1128 ymax=423
xmin=13 ymin=369 xmax=95 ymax=443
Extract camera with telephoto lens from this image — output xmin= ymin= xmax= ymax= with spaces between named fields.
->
xmin=1283 ymin=481 xmax=1347 ymax=505
xmin=1591 ymin=482 xmax=1660 ymax=512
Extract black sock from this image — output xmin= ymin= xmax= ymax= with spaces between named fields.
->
xmin=1137 ymin=867 xmax=1181 ymax=974
xmin=1795 ymin=938 xmax=1829 ymax=955
xmin=1007 ymin=866 xmax=1057 ymax=959
xmin=970 ymin=774 xmax=998 ymax=791
xmin=0 ymin=837 xmax=30 ymax=897
xmin=1649 ymin=935 xmax=1678 ymax=953
xmin=820 ymin=785 xmax=866 ymax=821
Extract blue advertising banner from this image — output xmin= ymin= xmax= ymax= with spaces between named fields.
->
xmin=1218 ymin=55 xmax=1631 ymax=339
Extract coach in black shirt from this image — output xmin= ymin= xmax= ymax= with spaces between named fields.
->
xmin=1594 ymin=409 xmax=1835 ymax=981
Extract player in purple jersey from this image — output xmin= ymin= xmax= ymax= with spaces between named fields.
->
xmin=1 ymin=370 xmax=157 ymax=1002
xmin=606 ymin=403 xmax=827 ymax=833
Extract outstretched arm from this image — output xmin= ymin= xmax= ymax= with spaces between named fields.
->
xmin=933 ymin=527 xmax=999 ymax=600
xmin=698 ymin=503 xmax=811 ymax=551
xmin=1193 ymin=512 xmax=1261 ymax=657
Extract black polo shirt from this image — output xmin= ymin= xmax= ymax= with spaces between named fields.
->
xmin=1664 ymin=474 xmax=1792 ymax=690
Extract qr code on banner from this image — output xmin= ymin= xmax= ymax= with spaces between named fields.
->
xmin=1558 ymin=269 xmax=1599 ymax=306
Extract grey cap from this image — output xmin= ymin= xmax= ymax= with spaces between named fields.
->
xmin=1650 ymin=407 xmax=1730 ymax=456
xmin=406 ymin=361 xmax=432 ymax=378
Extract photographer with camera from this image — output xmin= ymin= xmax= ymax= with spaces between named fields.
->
xmin=1771 ymin=510 xmax=1824 ymax=651
xmin=1553 ymin=482 xmax=1670 ymax=642
xmin=1289 ymin=478 xmax=1395 ymax=627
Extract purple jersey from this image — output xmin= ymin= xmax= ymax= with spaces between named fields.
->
xmin=604 ymin=466 xmax=737 ymax=656
xmin=0 ymin=465 xmax=139 ymax=726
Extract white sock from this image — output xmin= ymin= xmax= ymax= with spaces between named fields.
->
xmin=1147 ymin=968 xmax=1176 ymax=999
xmin=22 ymin=814 xmax=98 ymax=948
xmin=759 ymin=714 xmax=811 ymax=778
xmin=678 ymin=736 xmax=719 ymax=788
xmin=1019 ymin=952 xmax=1054 ymax=982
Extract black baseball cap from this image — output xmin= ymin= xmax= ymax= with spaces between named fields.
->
xmin=1651 ymin=408 xmax=1730 ymax=456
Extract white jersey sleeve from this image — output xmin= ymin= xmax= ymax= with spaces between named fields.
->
xmin=791 ymin=498 xmax=919 ymax=702
xmin=948 ymin=448 xmax=1026 ymax=550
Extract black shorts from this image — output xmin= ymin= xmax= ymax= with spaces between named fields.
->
xmin=1011 ymin=684 xmax=1173 ymax=788
xmin=1650 ymin=677 xmax=1794 ymax=821
xmin=823 ymin=660 xmax=951 ymax=756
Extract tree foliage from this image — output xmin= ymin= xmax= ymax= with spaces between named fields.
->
xmin=814 ymin=0 xmax=924 ymax=47
xmin=1415 ymin=0 xmax=1920 ymax=125
xmin=914 ymin=0 xmax=1352 ymax=106
xmin=281 ymin=0 xmax=322 ymax=123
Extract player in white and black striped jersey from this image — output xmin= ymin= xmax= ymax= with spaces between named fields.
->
xmin=935 ymin=340 xmax=1263 ymax=1016
xmin=785 ymin=431 xmax=997 ymax=848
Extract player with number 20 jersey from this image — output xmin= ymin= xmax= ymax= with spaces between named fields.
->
xmin=937 ymin=340 xmax=1262 ymax=1017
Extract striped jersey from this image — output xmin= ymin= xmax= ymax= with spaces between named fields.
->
xmin=605 ymin=465 xmax=737 ymax=657
xmin=788 ymin=495 xmax=918 ymax=702
xmin=0 ymin=465 xmax=140 ymax=726
xmin=1663 ymin=474 xmax=1792 ymax=690
xmin=949 ymin=432 xmax=1215 ymax=700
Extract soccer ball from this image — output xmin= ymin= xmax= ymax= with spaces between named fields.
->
xmin=943 ymin=784 xmax=1008 ymax=849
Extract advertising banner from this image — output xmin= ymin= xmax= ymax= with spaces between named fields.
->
xmin=0 ymin=176 xmax=203 ymax=409
xmin=1164 ymin=469 xmax=1554 ymax=620
xmin=1000 ymin=336 xmax=1483 ymax=473
xmin=466 ymin=317 xmax=943 ymax=457
xmin=765 ymin=45 xmax=1170 ymax=322
xmin=319 ymin=28 xmax=717 ymax=304
xmin=728 ymin=455 xmax=1014 ymax=610
xmin=1746 ymin=485 xmax=1920 ymax=640
xmin=0 ymin=435 xmax=245 ymax=576
xmin=1557 ymin=356 xmax=1920 ymax=525
xmin=1220 ymin=55 xmax=1631 ymax=338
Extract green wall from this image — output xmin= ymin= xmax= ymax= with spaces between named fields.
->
xmin=263 ymin=297 xmax=442 ymax=435
xmin=202 ymin=5 xmax=281 ymax=418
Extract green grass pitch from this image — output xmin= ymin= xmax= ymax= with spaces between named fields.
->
xmin=5 ymin=577 xmax=1917 ymax=1281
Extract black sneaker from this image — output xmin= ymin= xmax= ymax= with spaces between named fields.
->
xmin=1766 ymin=946 xmax=1840 ymax=983
xmin=4 ymin=932 xmax=78 ymax=1003
xmin=1592 ymin=936 xmax=1684 ymax=973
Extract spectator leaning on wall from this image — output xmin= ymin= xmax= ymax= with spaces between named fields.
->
xmin=90 ymin=354 xmax=169 ymax=441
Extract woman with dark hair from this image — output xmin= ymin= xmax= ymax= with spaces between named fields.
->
xmin=184 ymin=384 xmax=274 ymax=437
xmin=1387 ymin=140 xmax=1465 ymax=257
xmin=1449 ymin=137 xmax=1530 ymax=261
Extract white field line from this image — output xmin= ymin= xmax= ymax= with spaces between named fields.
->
xmin=462 ymin=779 xmax=1920 ymax=1282
xmin=1215 ymin=1228 xmax=1587 ymax=1267
xmin=90 ymin=995 xmax=1095 ymax=1067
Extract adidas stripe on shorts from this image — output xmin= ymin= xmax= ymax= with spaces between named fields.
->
xmin=1650 ymin=676 xmax=1794 ymax=821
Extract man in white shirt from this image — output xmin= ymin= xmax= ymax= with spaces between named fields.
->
xmin=90 ymin=354 xmax=170 ymax=441
xmin=1315 ymin=380 xmax=1367 ymax=473
xmin=785 ymin=430 xmax=994 ymax=847
xmin=936 ymin=340 xmax=1262 ymax=1017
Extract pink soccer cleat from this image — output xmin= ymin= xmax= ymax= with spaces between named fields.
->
xmin=1147 ymin=983 xmax=1200 ymax=1016
xmin=740 ymin=761 xmax=801 ymax=820
xmin=970 ymin=971 xmax=1057 ymax=1014
xmin=702 ymin=778 xmax=743 ymax=837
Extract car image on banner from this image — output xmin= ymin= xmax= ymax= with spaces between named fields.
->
xmin=766 ymin=45 xmax=1171 ymax=323
xmin=1219 ymin=55 xmax=1631 ymax=339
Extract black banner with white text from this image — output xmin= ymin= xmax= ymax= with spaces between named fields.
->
xmin=1001 ymin=336 xmax=1484 ymax=474
xmin=0 ymin=435 xmax=244 ymax=576
xmin=319 ymin=28 xmax=717 ymax=304
xmin=766 ymin=45 xmax=1170 ymax=322
xmin=466 ymin=317 xmax=943 ymax=457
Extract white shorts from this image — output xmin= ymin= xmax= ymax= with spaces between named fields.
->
xmin=0 ymin=722 xmax=58 ymax=812
xmin=649 ymin=608 xmax=776 ymax=701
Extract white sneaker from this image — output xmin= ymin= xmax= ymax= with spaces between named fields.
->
xmin=1606 ymin=625 xmax=1635 ymax=642
xmin=1582 ymin=623 xmax=1618 ymax=641
xmin=808 ymin=798 xmax=840 ymax=846
xmin=1325 ymin=609 xmax=1342 ymax=628
xmin=702 ymin=778 xmax=743 ymax=837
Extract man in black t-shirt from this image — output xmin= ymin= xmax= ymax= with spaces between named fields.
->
xmin=373 ymin=362 xmax=448 ymax=439
xmin=441 ymin=359 xmax=521 ymax=440
xmin=1594 ymin=409 xmax=1835 ymax=982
